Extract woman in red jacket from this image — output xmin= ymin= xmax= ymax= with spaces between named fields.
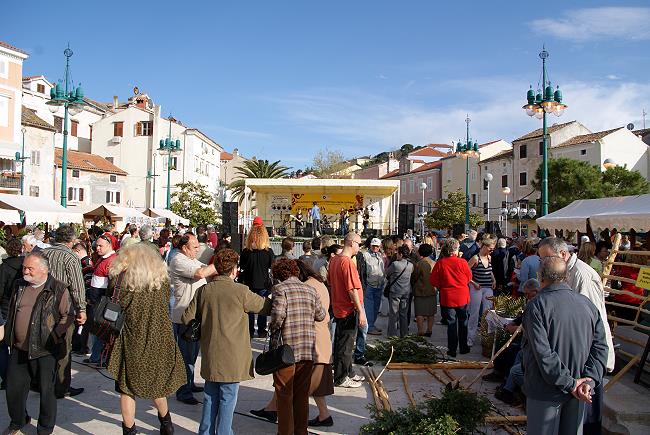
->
xmin=429 ymin=238 xmax=473 ymax=357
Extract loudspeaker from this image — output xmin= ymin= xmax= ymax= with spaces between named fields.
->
xmin=398 ymin=204 xmax=416 ymax=236
xmin=222 ymin=202 xmax=238 ymax=235
xmin=322 ymin=227 xmax=334 ymax=235
xmin=485 ymin=221 xmax=501 ymax=237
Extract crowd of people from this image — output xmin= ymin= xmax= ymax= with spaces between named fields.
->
xmin=0 ymin=216 xmax=646 ymax=435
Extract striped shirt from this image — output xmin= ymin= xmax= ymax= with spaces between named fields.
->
xmin=471 ymin=256 xmax=493 ymax=288
xmin=43 ymin=243 xmax=86 ymax=311
xmin=269 ymin=276 xmax=326 ymax=362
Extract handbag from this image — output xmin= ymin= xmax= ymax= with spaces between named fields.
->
xmin=255 ymin=321 xmax=294 ymax=375
xmin=92 ymin=272 xmax=126 ymax=342
xmin=384 ymin=264 xmax=407 ymax=298
xmin=181 ymin=286 xmax=204 ymax=342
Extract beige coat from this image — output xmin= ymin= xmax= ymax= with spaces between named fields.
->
xmin=306 ymin=277 xmax=332 ymax=364
xmin=182 ymin=275 xmax=271 ymax=383
xmin=411 ymin=257 xmax=437 ymax=297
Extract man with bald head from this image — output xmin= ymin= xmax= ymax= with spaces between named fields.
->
xmin=522 ymin=256 xmax=608 ymax=435
xmin=4 ymin=252 xmax=73 ymax=435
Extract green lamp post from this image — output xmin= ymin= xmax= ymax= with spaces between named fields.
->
xmin=158 ymin=117 xmax=181 ymax=210
xmin=455 ymin=115 xmax=480 ymax=229
xmin=522 ymin=47 xmax=567 ymax=217
xmin=46 ymin=46 xmax=85 ymax=207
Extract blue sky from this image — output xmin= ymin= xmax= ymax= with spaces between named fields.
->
xmin=5 ymin=1 xmax=650 ymax=168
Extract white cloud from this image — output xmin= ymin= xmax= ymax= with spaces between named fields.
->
xmin=378 ymin=74 xmax=388 ymax=80
xmin=268 ymin=78 xmax=650 ymax=155
xmin=606 ymin=74 xmax=621 ymax=80
xmin=530 ymin=7 xmax=650 ymax=41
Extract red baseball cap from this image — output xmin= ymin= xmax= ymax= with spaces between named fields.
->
xmin=253 ymin=216 xmax=263 ymax=226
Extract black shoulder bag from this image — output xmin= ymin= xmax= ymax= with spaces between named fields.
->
xmin=181 ymin=285 xmax=204 ymax=342
xmin=255 ymin=312 xmax=294 ymax=375
xmin=384 ymin=263 xmax=408 ymax=298
xmin=93 ymin=271 xmax=126 ymax=342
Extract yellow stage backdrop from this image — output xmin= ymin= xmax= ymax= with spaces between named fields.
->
xmin=291 ymin=193 xmax=364 ymax=214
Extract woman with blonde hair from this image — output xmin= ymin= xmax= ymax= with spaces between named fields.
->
xmin=239 ymin=217 xmax=275 ymax=338
xmin=107 ymin=243 xmax=186 ymax=435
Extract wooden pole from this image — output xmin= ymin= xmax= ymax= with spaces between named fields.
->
xmin=401 ymin=371 xmax=417 ymax=406
xmin=467 ymin=326 xmax=522 ymax=388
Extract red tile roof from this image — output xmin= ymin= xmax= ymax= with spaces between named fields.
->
xmin=22 ymin=75 xmax=45 ymax=81
xmin=555 ymin=127 xmax=623 ymax=148
xmin=220 ymin=151 xmax=233 ymax=161
xmin=512 ymin=121 xmax=575 ymax=143
xmin=408 ymin=146 xmax=447 ymax=157
xmin=380 ymin=169 xmax=399 ymax=179
xmin=412 ymin=160 xmax=442 ymax=174
xmin=54 ymin=149 xmax=127 ymax=176
xmin=0 ymin=41 xmax=28 ymax=55
xmin=480 ymin=149 xmax=513 ymax=164
xmin=22 ymin=106 xmax=55 ymax=132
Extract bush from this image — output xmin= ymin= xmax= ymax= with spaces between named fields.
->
xmin=365 ymin=335 xmax=443 ymax=364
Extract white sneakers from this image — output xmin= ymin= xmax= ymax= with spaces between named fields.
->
xmin=336 ymin=376 xmax=364 ymax=388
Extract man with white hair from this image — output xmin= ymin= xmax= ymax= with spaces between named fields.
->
xmin=538 ymin=237 xmax=614 ymax=435
xmin=21 ymin=235 xmax=37 ymax=254
xmin=138 ymin=224 xmax=159 ymax=253
xmin=3 ymin=252 xmax=73 ymax=434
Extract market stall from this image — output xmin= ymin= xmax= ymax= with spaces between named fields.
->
xmin=0 ymin=193 xmax=82 ymax=225
xmin=83 ymin=205 xmax=156 ymax=232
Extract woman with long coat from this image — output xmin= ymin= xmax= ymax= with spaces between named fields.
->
xmin=107 ymin=243 xmax=186 ymax=435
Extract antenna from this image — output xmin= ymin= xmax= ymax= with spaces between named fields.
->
xmin=643 ymin=108 xmax=647 ymax=129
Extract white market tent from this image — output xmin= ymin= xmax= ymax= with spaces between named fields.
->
xmin=0 ymin=193 xmax=82 ymax=225
xmin=144 ymin=208 xmax=190 ymax=226
xmin=83 ymin=205 xmax=156 ymax=231
xmin=536 ymin=194 xmax=650 ymax=233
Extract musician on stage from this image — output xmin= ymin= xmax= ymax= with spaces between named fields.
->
xmin=339 ymin=208 xmax=349 ymax=236
xmin=294 ymin=209 xmax=304 ymax=237
xmin=362 ymin=207 xmax=370 ymax=233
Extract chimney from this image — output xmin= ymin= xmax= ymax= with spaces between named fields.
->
xmin=113 ymin=96 xmax=119 ymax=109
xmin=233 ymin=148 xmax=239 ymax=157
xmin=154 ymin=104 xmax=161 ymax=120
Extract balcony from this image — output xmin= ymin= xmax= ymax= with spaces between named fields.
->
xmin=0 ymin=174 xmax=20 ymax=190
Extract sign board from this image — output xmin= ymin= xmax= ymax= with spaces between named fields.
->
xmin=636 ymin=267 xmax=650 ymax=290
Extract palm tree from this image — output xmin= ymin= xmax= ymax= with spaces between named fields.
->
xmin=228 ymin=158 xmax=291 ymax=204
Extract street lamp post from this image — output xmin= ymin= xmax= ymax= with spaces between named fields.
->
xmin=485 ymin=173 xmax=493 ymax=222
xmin=146 ymin=153 xmax=159 ymax=209
xmin=419 ymin=181 xmax=427 ymax=236
xmin=501 ymin=187 xmax=510 ymax=237
xmin=158 ymin=118 xmax=181 ymax=210
xmin=46 ymin=46 xmax=85 ymax=207
xmin=522 ymin=47 xmax=567 ymax=217
xmin=17 ymin=128 xmax=29 ymax=195
xmin=455 ymin=115 xmax=480 ymax=230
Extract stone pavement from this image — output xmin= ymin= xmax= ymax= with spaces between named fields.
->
xmin=1 ymin=309 xmax=648 ymax=434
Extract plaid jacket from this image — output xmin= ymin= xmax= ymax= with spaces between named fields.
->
xmin=270 ymin=276 xmax=326 ymax=362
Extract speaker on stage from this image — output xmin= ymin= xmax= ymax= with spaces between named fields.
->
xmin=221 ymin=202 xmax=238 ymax=235
xmin=230 ymin=233 xmax=242 ymax=253
xmin=398 ymin=204 xmax=416 ymax=236
xmin=485 ymin=221 xmax=501 ymax=237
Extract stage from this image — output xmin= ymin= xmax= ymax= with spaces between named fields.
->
xmin=242 ymin=178 xmax=400 ymax=237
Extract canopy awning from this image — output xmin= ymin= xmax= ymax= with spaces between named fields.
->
xmin=83 ymin=205 xmax=156 ymax=226
xmin=588 ymin=194 xmax=650 ymax=232
xmin=0 ymin=193 xmax=83 ymax=225
xmin=536 ymin=194 xmax=650 ymax=233
xmin=245 ymin=178 xmax=400 ymax=196
xmin=144 ymin=208 xmax=190 ymax=225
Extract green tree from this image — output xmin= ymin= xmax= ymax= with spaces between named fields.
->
xmin=400 ymin=143 xmax=414 ymax=154
xmin=424 ymin=190 xmax=484 ymax=230
xmin=532 ymin=158 xmax=604 ymax=212
xmin=229 ymin=158 xmax=291 ymax=203
xmin=170 ymin=181 xmax=219 ymax=227
xmin=602 ymin=165 xmax=650 ymax=197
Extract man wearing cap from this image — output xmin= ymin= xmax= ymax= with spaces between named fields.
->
xmin=360 ymin=238 xmax=386 ymax=335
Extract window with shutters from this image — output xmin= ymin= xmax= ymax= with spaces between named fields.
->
xmin=163 ymin=157 xmax=178 ymax=171
xmin=36 ymin=83 xmax=45 ymax=94
xmin=539 ymin=141 xmax=544 ymax=155
xmin=71 ymin=120 xmax=78 ymax=137
xmin=68 ymin=187 xmax=84 ymax=202
xmin=483 ymin=202 xmax=488 ymax=215
xmin=519 ymin=144 xmax=527 ymax=159
xmin=31 ymin=150 xmax=40 ymax=166
xmin=483 ymin=179 xmax=488 ymax=190
xmin=501 ymin=174 xmax=508 ymax=188
xmin=113 ymin=122 xmax=123 ymax=137
xmin=141 ymin=121 xmax=153 ymax=136
xmin=106 ymin=190 xmax=121 ymax=204
xmin=54 ymin=116 xmax=63 ymax=133
xmin=471 ymin=193 xmax=477 ymax=207
xmin=519 ymin=172 xmax=527 ymax=186
xmin=72 ymin=169 xmax=80 ymax=178
xmin=29 ymin=186 xmax=39 ymax=197
xmin=426 ymin=176 xmax=432 ymax=191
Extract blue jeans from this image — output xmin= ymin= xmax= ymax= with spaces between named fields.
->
xmin=173 ymin=323 xmax=201 ymax=400
xmin=199 ymin=381 xmax=240 ymax=435
xmin=354 ymin=322 xmax=368 ymax=360
xmin=89 ymin=336 xmax=105 ymax=364
xmin=364 ymin=284 xmax=384 ymax=331
xmin=441 ymin=305 xmax=469 ymax=355
xmin=504 ymin=350 xmax=524 ymax=392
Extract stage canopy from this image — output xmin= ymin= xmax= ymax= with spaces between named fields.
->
xmin=145 ymin=208 xmax=190 ymax=226
xmin=0 ymin=193 xmax=82 ymax=225
xmin=536 ymin=194 xmax=650 ymax=233
xmin=83 ymin=205 xmax=156 ymax=230
xmin=244 ymin=178 xmax=401 ymax=235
